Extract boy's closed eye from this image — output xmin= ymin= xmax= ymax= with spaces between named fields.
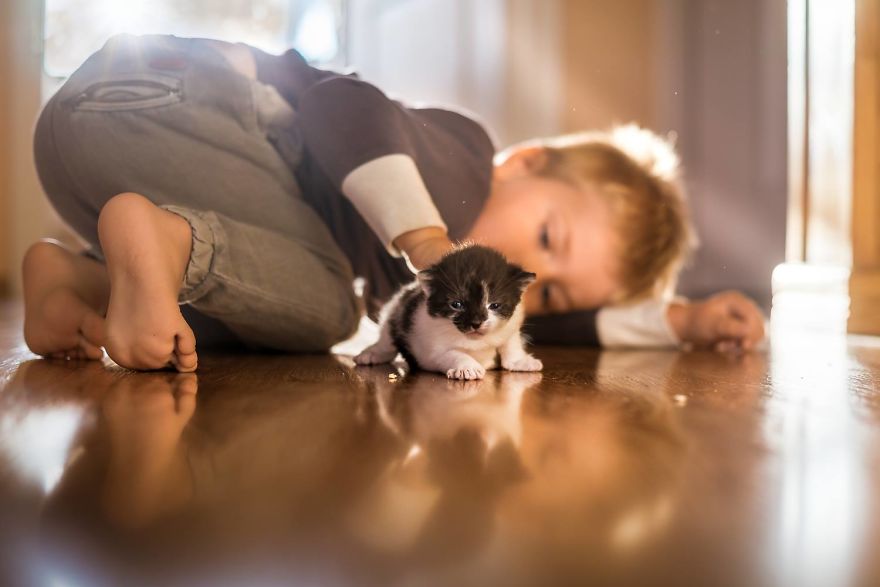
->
xmin=541 ymin=283 xmax=551 ymax=309
xmin=540 ymin=221 xmax=551 ymax=250
xmin=540 ymin=281 xmax=571 ymax=313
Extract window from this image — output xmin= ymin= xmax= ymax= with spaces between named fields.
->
xmin=43 ymin=0 xmax=346 ymax=78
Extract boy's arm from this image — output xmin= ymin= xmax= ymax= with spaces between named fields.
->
xmin=521 ymin=310 xmax=601 ymax=346
xmin=524 ymin=293 xmax=766 ymax=350
xmin=297 ymin=77 xmax=452 ymax=270
xmin=521 ymin=301 xmax=674 ymax=348
xmin=595 ymin=298 xmax=680 ymax=347
xmin=391 ymin=226 xmax=454 ymax=272
xmin=341 ymin=153 xmax=452 ymax=269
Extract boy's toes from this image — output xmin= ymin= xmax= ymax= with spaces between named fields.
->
xmin=48 ymin=341 xmax=101 ymax=361
xmin=172 ymin=328 xmax=198 ymax=373
xmin=79 ymin=335 xmax=105 ymax=360
xmin=172 ymin=350 xmax=198 ymax=373
xmin=80 ymin=311 xmax=107 ymax=348
xmin=106 ymin=339 xmax=174 ymax=371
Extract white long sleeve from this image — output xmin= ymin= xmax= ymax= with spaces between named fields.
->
xmin=340 ymin=154 xmax=448 ymax=258
xmin=596 ymin=297 xmax=683 ymax=348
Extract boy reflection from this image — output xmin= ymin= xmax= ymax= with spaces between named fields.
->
xmin=100 ymin=372 xmax=197 ymax=529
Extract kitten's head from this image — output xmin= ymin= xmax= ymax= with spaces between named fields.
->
xmin=417 ymin=244 xmax=536 ymax=337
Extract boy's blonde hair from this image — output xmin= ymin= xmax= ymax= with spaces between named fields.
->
xmin=503 ymin=125 xmax=696 ymax=302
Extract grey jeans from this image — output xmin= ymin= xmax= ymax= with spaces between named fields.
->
xmin=33 ymin=34 xmax=361 ymax=351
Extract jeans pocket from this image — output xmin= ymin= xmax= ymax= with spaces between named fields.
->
xmin=68 ymin=73 xmax=183 ymax=112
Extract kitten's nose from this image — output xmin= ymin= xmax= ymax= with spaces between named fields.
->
xmin=470 ymin=320 xmax=485 ymax=331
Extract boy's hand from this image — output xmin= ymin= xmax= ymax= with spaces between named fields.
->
xmin=667 ymin=291 xmax=766 ymax=351
xmin=393 ymin=226 xmax=455 ymax=271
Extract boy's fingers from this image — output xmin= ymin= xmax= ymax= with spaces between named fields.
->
xmin=715 ymin=315 xmax=750 ymax=341
xmin=742 ymin=308 xmax=766 ymax=347
xmin=723 ymin=294 xmax=766 ymax=347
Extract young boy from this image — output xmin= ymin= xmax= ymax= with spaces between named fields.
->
xmin=23 ymin=34 xmax=764 ymax=371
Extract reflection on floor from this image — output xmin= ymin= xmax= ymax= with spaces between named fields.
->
xmin=2 ymin=299 xmax=880 ymax=587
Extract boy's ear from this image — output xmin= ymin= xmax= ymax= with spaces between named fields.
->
xmin=417 ymin=270 xmax=433 ymax=296
xmin=495 ymin=146 xmax=549 ymax=180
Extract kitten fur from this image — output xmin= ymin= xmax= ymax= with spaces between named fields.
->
xmin=354 ymin=244 xmax=543 ymax=380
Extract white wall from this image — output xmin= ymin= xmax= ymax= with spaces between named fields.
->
xmin=662 ymin=0 xmax=788 ymax=309
xmin=347 ymin=0 xmax=562 ymax=148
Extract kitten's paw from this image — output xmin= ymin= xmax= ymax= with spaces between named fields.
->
xmin=446 ymin=362 xmax=486 ymax=380
xmin=354 ymin=345 xmax=397 ymax=365
xmin=502 ymin=355 xmax=543 ymax=372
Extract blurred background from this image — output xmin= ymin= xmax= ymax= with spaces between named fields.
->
xmin=0 ymin=0 xmax=857 ymax=313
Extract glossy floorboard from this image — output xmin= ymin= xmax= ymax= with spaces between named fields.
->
xmin=2 ymin=300 xmax=880 ymax=587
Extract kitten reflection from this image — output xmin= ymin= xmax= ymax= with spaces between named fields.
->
xmin=347 ymin=368 xmax=541 ymax=565
xmin=496 ymin=350 xmax=689 ymax=579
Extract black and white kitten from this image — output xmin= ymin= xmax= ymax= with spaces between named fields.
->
xmin=354 ymin=244 xmax=543 ymax=380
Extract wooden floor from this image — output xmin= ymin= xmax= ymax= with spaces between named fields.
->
xmin=2 ymin=299 xmax=880 ymax=587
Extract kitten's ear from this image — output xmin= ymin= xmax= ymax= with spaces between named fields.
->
xmin=417 ymin=269 xmax=433 ymax=296
xmin=511 ymin=267 xmax=537 ymax=291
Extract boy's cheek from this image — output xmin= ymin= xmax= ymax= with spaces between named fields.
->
xmin=521 ymin=287 xmax=544 ymax=316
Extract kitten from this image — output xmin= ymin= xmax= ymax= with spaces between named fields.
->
xmin=354 ymin=244 xmax=543 ymax=380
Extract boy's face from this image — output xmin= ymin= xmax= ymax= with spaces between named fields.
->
xmin=466 ymin=149 xmax=621 ymax=315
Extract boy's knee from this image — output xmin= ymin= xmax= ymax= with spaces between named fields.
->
xmin=260 ymin=294 xmax=360 ymax=353
xmin=309 ymin=299 xmax=361 ymax=351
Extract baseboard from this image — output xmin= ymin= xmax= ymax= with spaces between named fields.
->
xmin=849 ymin=270 xmax=880 ymax=334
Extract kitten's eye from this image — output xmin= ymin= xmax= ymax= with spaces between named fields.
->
xmin=488 ymin=302 xmax=501 ymax=311
xmin=539 ymin=222 xmax=550 ymax=250
xmin=449 ymin=300 xmax=463 ymax=310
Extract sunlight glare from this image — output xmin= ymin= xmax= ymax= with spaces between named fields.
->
xmin=0 ymin=405 xmax=86 ymax=495
xmin=293 ymin=1 xmax=340 ymax=62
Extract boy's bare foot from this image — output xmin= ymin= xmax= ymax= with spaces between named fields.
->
xmin=98 ymin=193 xmax=198 ymax=372
xmin=22 ymin=240 xmax=109 ymax=361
